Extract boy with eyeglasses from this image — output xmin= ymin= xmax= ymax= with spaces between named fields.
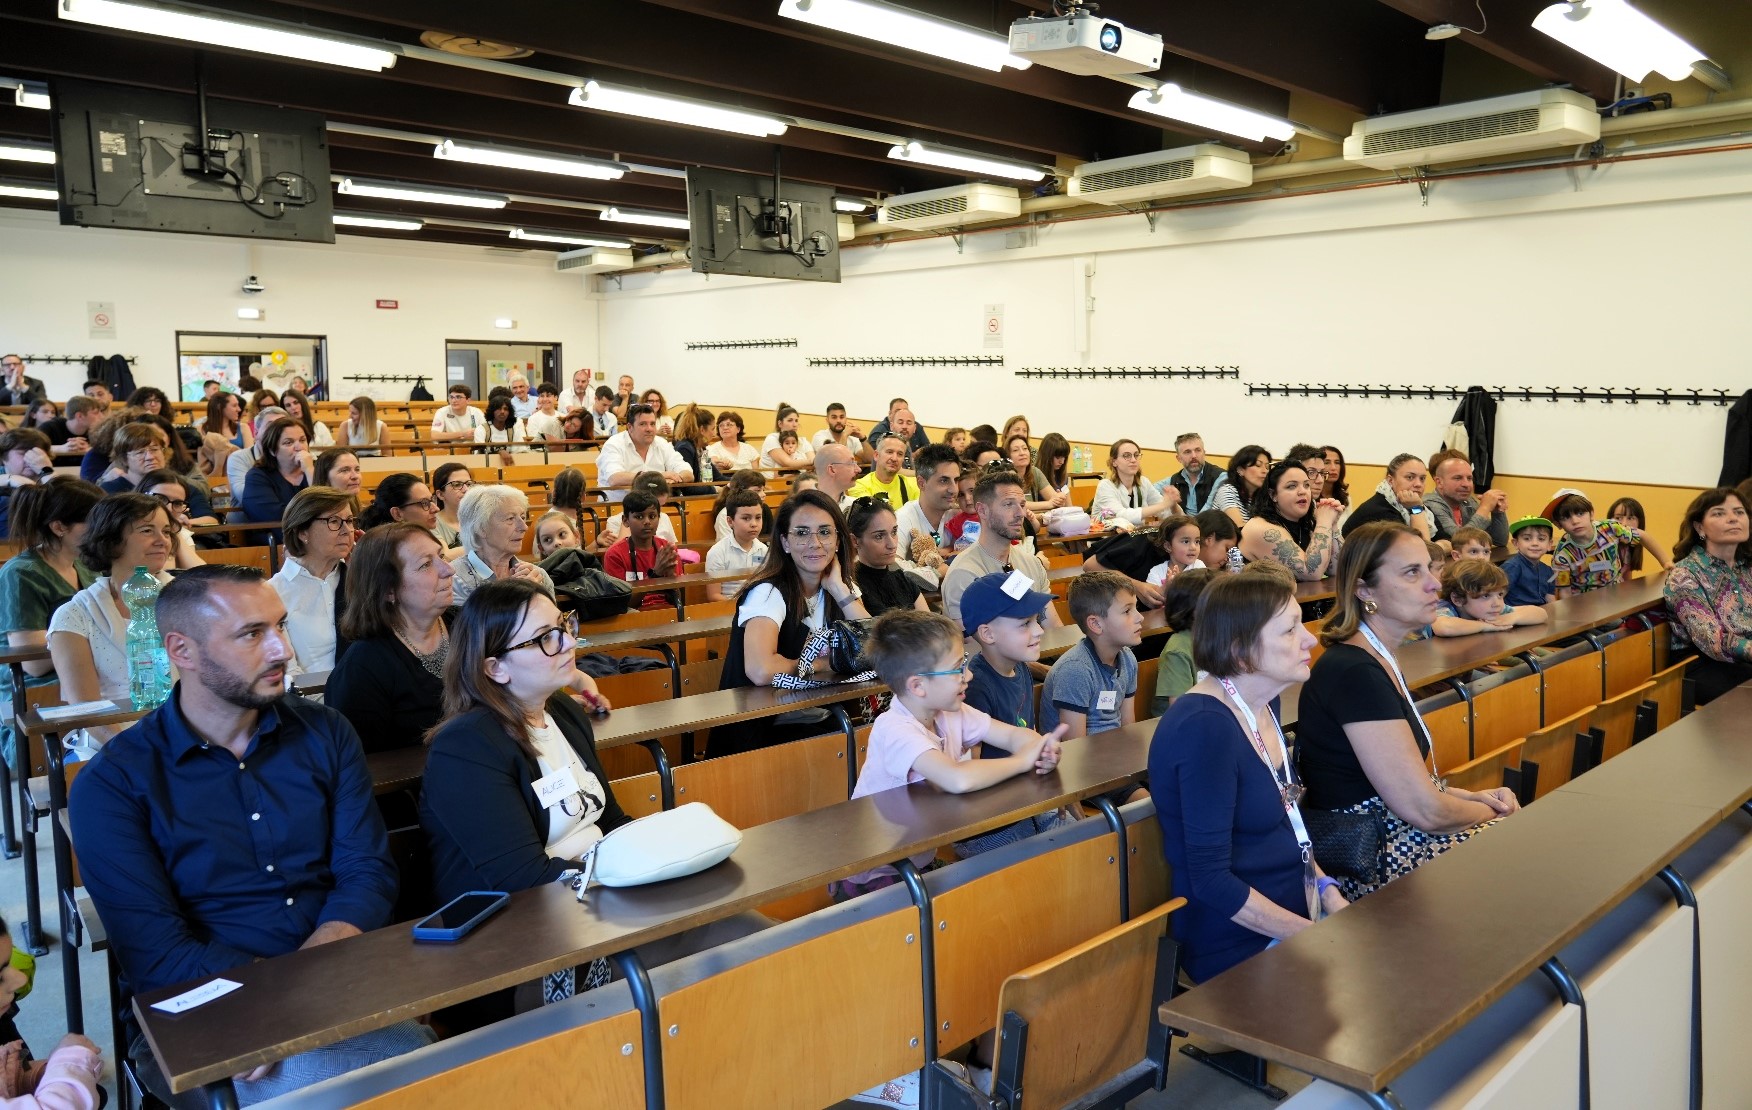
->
xmin=602 ymin=490 xmax=677 ymax=610
xmin=836 ymin=610 xmax=1064 ymax=899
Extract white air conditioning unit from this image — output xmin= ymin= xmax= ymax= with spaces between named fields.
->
xmin=1068 ymin=144 xmax=1252 ymax=206
xmin=555 ymin=247 xmax=635 ymax=274
xmin=1343 ymin=88 xmax=1600 ymax=170
xmin=876 ymin=183 xmax=1022 ymax=231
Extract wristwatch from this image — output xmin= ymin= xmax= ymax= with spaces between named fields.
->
xmin=1407 ymin=505 xmax=1426 ymax=516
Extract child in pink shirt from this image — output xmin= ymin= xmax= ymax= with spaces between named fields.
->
xmin=0 ymin=922 xmax=102 ymax=1110
xmin=836 ymin=610 xmax=1065 ymax=897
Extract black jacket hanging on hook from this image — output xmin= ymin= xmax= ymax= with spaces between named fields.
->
xmin=1443 ymin=386 xmax=1498 ymax=490
xmin=1719 ymin=390 xmax=1752 ymax=488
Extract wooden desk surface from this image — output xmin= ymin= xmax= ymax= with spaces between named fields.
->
xmin=1556 ymin=684 xmax=1752 ymax=820
xmin=576 ymin=616 xmax=735 ymax=654
xmin=364 ymin=745 xmax=429 ymax=797
xmin=135 ymin=722 xmax=1155 ymax=1093
xmin=590 ymin=680 xmax=884 ymax=750
xmin=0 ymin=643 xmax=51 ymax=667
xmin=1158 ymin=785 xmax=1723 ymax=1093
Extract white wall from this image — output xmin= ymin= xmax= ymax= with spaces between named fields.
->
xmin=597 ymin=141 xmax=1752 ymax=487
xmin=0 ymin=210 xmax=598 ymax=404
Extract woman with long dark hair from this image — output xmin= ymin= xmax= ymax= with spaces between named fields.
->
xmin=1211 ymin=444 xmax=1271 ymax=527
xmin=712 ymin=490 xmax=870 ymax=756
xmin=1238 ymin=461 xmax=1343 ymax=581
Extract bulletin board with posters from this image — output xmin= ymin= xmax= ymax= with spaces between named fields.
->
xmin=178 ymin=355 xmax=240 ymax=400
xmin=485 ymin=359 xmax=539 ymax=392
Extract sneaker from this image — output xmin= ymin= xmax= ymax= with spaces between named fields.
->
xmin=849 ymin=1071 xmax=919 ymax=1108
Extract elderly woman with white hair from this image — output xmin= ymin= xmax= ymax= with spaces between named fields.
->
xmin=450 ymin=483 xmax=555 ymax=605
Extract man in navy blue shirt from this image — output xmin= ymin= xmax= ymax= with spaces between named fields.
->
xmin=71 ymin=565 xmax=430 ymax=1106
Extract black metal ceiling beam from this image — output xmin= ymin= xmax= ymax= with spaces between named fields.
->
xmin=1369 ymin=0 xmax=1617 ymax=100
xmin=0 ymin=16 xmax=923 ymax=194
xmin=265 ymin=0 xmax=1168 ymax=161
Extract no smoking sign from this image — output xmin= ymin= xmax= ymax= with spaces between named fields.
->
xmin=982 ymin=303 xmax=1004 ymax=349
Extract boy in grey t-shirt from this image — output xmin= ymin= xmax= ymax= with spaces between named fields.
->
xmin=1040 ymin=571 xmax=1147 ymax=801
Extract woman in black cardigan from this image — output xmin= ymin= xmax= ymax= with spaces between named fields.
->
xmin=327 ymin=523 xmax=458 ymax=753
xmin=422 ymin=579 xmax=764 ymax=1031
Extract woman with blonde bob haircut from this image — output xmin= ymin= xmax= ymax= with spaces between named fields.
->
xmin=1295 ymin=522 xmax=1517 ymax=901
xmin=451 ymin=483 xmax=554 ymax=604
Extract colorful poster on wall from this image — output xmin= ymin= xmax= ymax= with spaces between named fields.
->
xmin=484 ymin=360 xmax=539 ymax=391
xmin=179 ymin=355 xmax=240 ymax=401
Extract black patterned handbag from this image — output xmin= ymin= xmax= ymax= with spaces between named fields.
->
xmin=1303 ymin=807 xmax=1386 ymax=884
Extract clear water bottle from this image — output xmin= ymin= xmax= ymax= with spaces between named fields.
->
xmin=1226 ymin=546 xmax=1245 ymax=574
xmin=957 ymin=521 xmax=980 ymax=552
xmin=122 ymin=566 xmax=171 ymax=710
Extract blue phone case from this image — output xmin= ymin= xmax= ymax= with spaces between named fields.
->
xmin=411 ymin=891 xmax=509 ymax=943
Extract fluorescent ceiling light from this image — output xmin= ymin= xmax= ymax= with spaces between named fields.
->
xmin=0 ymin=143 xmax=55 ymax=165
xmin=494 ymin=318 xmax=516 ymax=329
xmin=568 ymin=81 xmax=788 ymax=138
xmin=236 ymin=307 xmax=263 ymax=320
xmin=57 ymin=0 xmax=398 ymax=71
xmin=510 ymin=228 xmax=632 ymax=247
xmin=777 ymin=0 xmax=1029 ymax=72
xmin=12 ymin=83 xmax=50 ymax=111
xmin=601 ymin=207 xmax=691 ymax=230
xmin=886 ymin=140 xmax=1046 ymax=182
xmin=334 ymin=213 xmax=424 ymax=231
xmin=434 ymin=140 xmax=625 ymax=181
xmin=1127 ymin=85 xmax=1296 ymax=143
xmin=0 ymin=183 xmax=58 ymax=200
xmin=833 ymin=197 xmax=869 ymax=212
xmin=1532 ymin=0 xmax=1707 ymax=82
xmin=336 ymin=178 xmax=507 ymax=209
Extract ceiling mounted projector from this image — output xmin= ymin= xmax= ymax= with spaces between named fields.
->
xmin=1008 ymin=9 xmax=1161 ymax=75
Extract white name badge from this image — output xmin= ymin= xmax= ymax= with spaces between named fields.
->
xmin=1589 ymin=560 xmax=1612 ymax=575
xmin=533 ymin=766 xmax=581 ymax=810
xmin=1096 ymin=690 xmax=1118 ymax=712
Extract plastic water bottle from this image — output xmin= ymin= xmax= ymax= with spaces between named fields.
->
xmin=122 ymin=566 xmax=171 ymax=710
xmin=1226 ymin=546 xmax=1245 ymax=574
xmin=957 ymin=521 xmax=981 ymax=552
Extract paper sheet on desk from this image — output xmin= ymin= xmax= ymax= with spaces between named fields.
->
xmin=38 ymin=699 xmax=118 ymax=719
xmin=151 ymin=978 xmax=242 ymax=1014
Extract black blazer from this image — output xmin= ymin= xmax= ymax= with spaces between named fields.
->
xmin=326 ymin=628 xmax=449 ymax=754
xmin=421 ymin=694 xmax=630 ymax=909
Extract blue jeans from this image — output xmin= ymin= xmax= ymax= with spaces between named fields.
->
xmin=132 ymin=1020 xmax=435 ymax=1108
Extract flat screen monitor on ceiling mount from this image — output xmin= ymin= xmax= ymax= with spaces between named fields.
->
xmin=685 ymin=165 xmax=839 ymax=283
xmin=51 ymin=77 xmax=333 ymax=243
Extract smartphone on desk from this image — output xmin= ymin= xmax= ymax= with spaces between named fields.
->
xmin=412 ymin=891 xmax=509 ymax=943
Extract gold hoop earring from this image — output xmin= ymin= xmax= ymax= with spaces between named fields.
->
xmin=1361 ymin=598 xmax=1378 ymax=615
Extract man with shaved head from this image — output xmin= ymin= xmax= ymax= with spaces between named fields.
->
xmin=815 ymin=441 xmax=860 ymax=504
xmin=869 ymin=396 xmax=929 ymax=463
xmin=71 ymin=565 xmax=431 ymax=1105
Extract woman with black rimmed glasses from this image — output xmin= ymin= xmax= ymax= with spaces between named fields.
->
xmin=423 ymin=579 xmax=752 ymax=1031
xmin=430 ymin=461 xmax=474 ymax=550
xmin=136 ymin=467 xmax=207 ymax=569
xmin=712 ymin=489 xmax=871 ymax=757
xmin=270 ymin=485 xmax=358 ymax=681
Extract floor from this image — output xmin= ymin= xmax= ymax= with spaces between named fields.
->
xmin=3 ymin=821 xmax=1307 ymax=1109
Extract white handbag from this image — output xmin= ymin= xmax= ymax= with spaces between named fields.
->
xmin=576 ymin=803 xmax=743 ymax=892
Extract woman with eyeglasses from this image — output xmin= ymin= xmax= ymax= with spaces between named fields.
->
xmin=269 ymin=486 xmax=357 ymax=680
xmin=1092 ymin=438 xmax=1179 ymax=530
xmin=712 ymin=489 xmax=870 ymax=757
xmin=849 ymin=495 xmax=929 ymax=616
xmin=450 ymin=484 xmax=554 ymax=606
xmin=1148 ymin=572 xmax=1348 ymax=984
xmin=357 ymin=473 xmax=443 ymax=535
xmin=136 ymin=468 xmax=206 ymax=569
xmin=431 ymin=462 xmax=474 ymax=550
xmin=426 ymin=579 xmax=758 ymax=1033
xmin=327 ymin=523 xmax=459 ymax=754
xmin=48 ymin=494 xmax=178 ymax=752
xmin=98 ymin=422 xmax=170 ymax=494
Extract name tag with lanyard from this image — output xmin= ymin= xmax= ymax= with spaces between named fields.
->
xmin=1360 ymin=621 xmax=1445 ymax=791
xmin=1219 ymin=677 xmax=1321 ymax=921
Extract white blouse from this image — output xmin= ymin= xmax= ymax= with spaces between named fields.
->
xmin=1092 ymin=476 xmax=1164 ymax=527
xmin=270 ymin=556 xmax=341 ymax=676
xmin=531 ymin=713 xmax=609 ymax=861
xmin=48 ymin=572 xmax=177 ymax=703
xmin=706 ymin=440 xmax=760 ymax=475
xmin=759 ymin=432 xmax=814 ymax=469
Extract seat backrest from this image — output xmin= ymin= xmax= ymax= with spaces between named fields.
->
xmin=1466 ymin=668 xmax=1541 ymax=756
xmin=650 ymin=885 xmax=924 ymax=1110
xmin=1120 ymin=797 xmax=1171 ymax=918
xmin=1645 ymin=658 xmax=1693 ymax=731
xmin=1540 ymin=649 xmax=1604 ymax=723
xmin=263 ymin=982 xmax=644 ymax=1109
xmin=589 ymin=667 xmax=674 ymax=710
xmin=1521 ymin=706 xmax=1594 ymax=799
xmin=1133 ymin=655 xmax=1159 ymax=722
xmin=1417 ymin=692 xmax=1472 ymax=772
xmin=1603 ymin=628 xmax=1656 ymax=697
xmin=201 ymin=545 xmax=273 ymax=576
xmin=673 ymin=730 xmax=848 ymax=831
xmin=993 ymin=898 xmax=1182 ymax=1110
xmin=1594 ymin=680 xmax=1654 ymax=762
xmin=1445 ymin=739 xmax=1523 ymax=795
xmin=925 ymin=816 xmax=1123 ymax=1051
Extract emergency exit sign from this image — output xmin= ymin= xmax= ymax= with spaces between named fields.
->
xmin=375 ymin=299 xmax=399 ymax=309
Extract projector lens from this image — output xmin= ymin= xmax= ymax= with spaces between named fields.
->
xmin=1099 ymin=23 xmax=1122 ymax=52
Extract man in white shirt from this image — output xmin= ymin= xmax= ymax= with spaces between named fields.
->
xmin=890 ymin=443 xmax=961 ymax=586
xmin=811 ymin=402 xmax=870 ymax=464
xmin=507 ymin=373 xmax=539 ymax=421
xmin=596 ymin=404 xmax=691 ymax=503
xmin=565 ymin=367 xmax=594 ymax=413
xmin=590 ymin=387 xmax=619 ymax=438
xmin=429 ymin=385 xmax=484 ymax=442
xmin=525 ymin=382 xmax=565 ymax=440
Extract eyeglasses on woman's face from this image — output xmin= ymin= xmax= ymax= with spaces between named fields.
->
xmin=445 ymin=478 xmax=475 ymax=492
xmin=149 ymin=494 xmax=189 ymax=514
xmin=503 ymin=611 xmax=580 ymax=657
xmin=403 ymin=497 xmax=437 ymax=512
xmin=312 ymin=513 xmax=356 ymax=533
xmin=786 ymin=526 xmax=837 ymax=548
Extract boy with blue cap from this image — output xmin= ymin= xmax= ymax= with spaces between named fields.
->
xmin=961 ymin=570 xmax=1056 ymax=753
